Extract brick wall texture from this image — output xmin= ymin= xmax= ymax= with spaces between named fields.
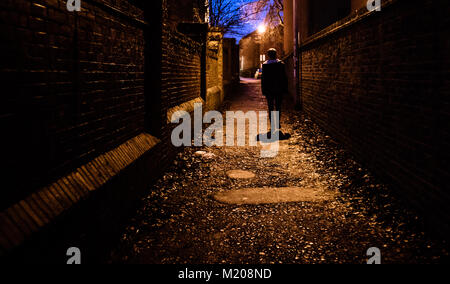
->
xmin=0 ymin=0 xmax=231 ymax=257
xmin=207 ymin=49 xmax=221 ymax=91
xmin=0 ymin=0 xmax=146 ymax=210
xmin=205 ymin=30 xmax=225 ymax=110
xmin=161 ymin=28 xmax=202 ymax=112
xmin=299 ymin=0 xmax=450 ymax=229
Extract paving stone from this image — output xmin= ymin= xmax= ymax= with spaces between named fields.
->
xmin=226 ymin=170 xmax=256 ymax=179
xmin=214 ymin=187 xmax=334 ymax=205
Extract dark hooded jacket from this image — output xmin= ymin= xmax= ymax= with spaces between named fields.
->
xmin=261 ymin=59 xmax=288 ymax=98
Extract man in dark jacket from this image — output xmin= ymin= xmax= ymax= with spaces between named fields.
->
xmin=261 ymin=48 xmax=288 ymax=132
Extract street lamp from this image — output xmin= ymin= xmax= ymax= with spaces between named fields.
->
xmin=256 ymin=23 xmax=267 ymax=69
xmin=257 ymin=23 xmax=266 ymax=34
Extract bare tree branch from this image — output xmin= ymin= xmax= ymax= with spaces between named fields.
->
xmin=206 ymin=0 xmax=284 ymax=36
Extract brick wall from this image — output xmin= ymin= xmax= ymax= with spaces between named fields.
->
xmin=0 ymin=0 xmax=222 ymax=260
xmin=205 ymin=29 xmax=224 ymax=110
xmin=207 ymin=49 xmax=220 ymax=90
xmin=0 ymin=0 xmax=168 ymax=259
xmin=161 ymin=28 xmax=202 ymax=113
xmin=0 ymin=0 xmax=146 ymax=210
xmin=299 ymin=0 xmax=450 ymax=231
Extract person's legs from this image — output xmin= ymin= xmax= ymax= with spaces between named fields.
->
xmin=275 ymin=95 xmax=282 ymax=130
xmin=267 ymin=96 xmax=276 ymax=131
xmin=267 ymin=96 xmax=274 ymax=114
xmin=267 ymin=96 xmax=281 ymax=132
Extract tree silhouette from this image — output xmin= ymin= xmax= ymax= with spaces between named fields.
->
xmin=206 ymin=0 xmax=284 ymax=35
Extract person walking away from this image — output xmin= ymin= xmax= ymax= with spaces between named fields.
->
xmin=261 ymin=48 xmax=288 ymax=133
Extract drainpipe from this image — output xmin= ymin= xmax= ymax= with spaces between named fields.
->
xmin=293 ymin=0 xmax=301 ymax=110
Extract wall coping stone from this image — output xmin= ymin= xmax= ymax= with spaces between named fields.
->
xmin=0 ymin=133 xmax=160 ymax=256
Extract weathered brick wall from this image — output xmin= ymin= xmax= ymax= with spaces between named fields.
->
xmin=300 ymin=0 xmax=450 ymax=230
xmin=205 ymin=29 xmax=224 ymax=110
xmin=207 ymin=50 xmax=220 ymax=90
xmin=161 ymin=28 xmax=202 ymax=113
xmin=0 ymin=0 xmax=146 ymax=210
xmin=0 ymin=0 xmax=216 ymax=259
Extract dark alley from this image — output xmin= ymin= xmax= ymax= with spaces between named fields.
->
xmin=108 ymin=79 xmax=447 ymax=264
xmin=1 ymin=0 xmax=450 ymax=268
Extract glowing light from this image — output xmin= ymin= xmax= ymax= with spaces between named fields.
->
xmin=257 ymin=23 xmax=266 ymax=34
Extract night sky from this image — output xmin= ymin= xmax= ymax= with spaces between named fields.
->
xmin=224 ymin=1 xmax=266 ymax=42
